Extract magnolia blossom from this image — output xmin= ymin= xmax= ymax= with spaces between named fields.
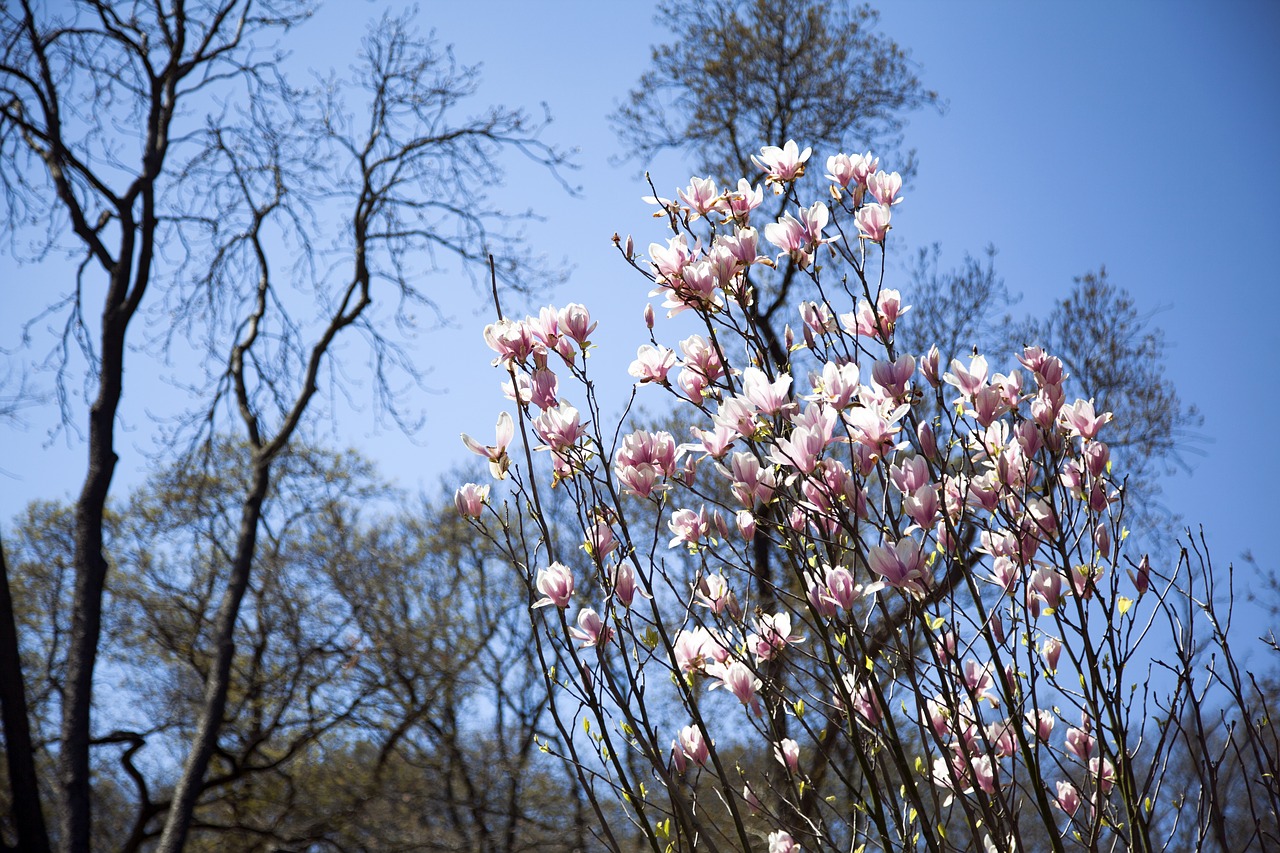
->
xmin=1056 ymin=780 xmax=1082 ymax=816
xmin=614 ymin=429 xmax=679 ymax=497
xmin=569 ymin=608 xmax=613 ymax=648
xmin=867 ymin=536 xmax=928 ymax=596
xmin=775 ymin=738 xmax=800 ymax=773
xmin=533 ymin=403 xmax=586 ymax=453
xmin=855 ymin=202 xmax=891 ymax=242
xmin=723 ymin=178 xmax=764 ymax=220
xmin=1059 ymin=398 xmax=1113 ymax=440
xmin=741 ymin=366 xmax=793 ymax=416
xmin=533 ymin=562 xmax=574 ymax=609
xmin=750 ymin=611 xmax=804 ymax=662
xmin=668 ymin=506 xmax=711 ymax=548
xmin=610 ymin=562 xmax=650 ymax=607
xmin=824 ymin=150 xmax=877 ymax=190
xmin=461 ymin=412 xmax=514 ymax=479
xmin=753 ymin=139 xmax=812 ymax=187
xmin=674 ymin=725 xmax=710 ymax=769
xmin=557 ymin=303 xmax=595 ymax=347
xmin=867 ymin=169 xmax=904 ymax=205
xmin=628 ymin=344 xmax=677 ymax=383
xmin=453 ymin=482 xmax=489 ymax=518
xmin=710 ymin=659 xmax=762 ymax=704
xmin=677 ymin=176 xmax=720 ymax=218
xmin=768 ymin=831 xmax=801 ymax=853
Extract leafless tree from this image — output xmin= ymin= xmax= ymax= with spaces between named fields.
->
xmin=0 ymin=2 xmax=569 ymax=850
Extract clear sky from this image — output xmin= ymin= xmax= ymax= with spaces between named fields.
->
xmin=3 ymin=1 xmax=1278 ymax=631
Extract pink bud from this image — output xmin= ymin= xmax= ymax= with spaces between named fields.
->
xmin=677 ymin=725 xmax=710 ymax=767
xmin=1094 ymin=523 xmax=1111 ymax=558
xmin=922 ymin=344 xmax=941 ymax=387
xmin=917 ymin=421 xmax=938 ymax=459
xmin=1131 ymin=553 xmax=1151 ymax=596
xmin=454 ymin=482 xmax=489 ymax=518
xmin=1056 ymin=780 xmax=1081 ymax=816
xmin=1043 ymin=637 xmax=1062 ymax=673
xmin=644 ymin=303 xmax=655 ymax=329
xmin=735 ymin=509 xmax=757 ymax=542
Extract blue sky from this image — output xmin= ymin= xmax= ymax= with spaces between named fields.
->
xmin=3 ymin=1 xmax=1278 ymax=628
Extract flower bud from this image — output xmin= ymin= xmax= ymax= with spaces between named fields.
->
xmin=917 ymin=421 xmax=938 ymax=459
xmin=1131 ymin=553 xmax=1151 ymax=596
xmin=644 ymin=303 xmax=655 ymax=329
xmin=1094 ymin=523 xmax=1111 ymax=558
xmin=922 ymin=344 xmax=941 ymax=387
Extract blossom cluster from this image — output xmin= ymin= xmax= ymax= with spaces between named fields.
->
xmin=454 ymin=142 xmax=1191 ymax=852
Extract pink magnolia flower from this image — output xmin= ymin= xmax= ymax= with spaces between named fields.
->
xmin=752 ymin=139 xmax=812 ymax=187
xmin=1056 ymin=780 xmax=1082 ymax=816
xmin=1090 ymin=756 xmax=1117 ymax=794
xmin=668 ymin=505 xmax=711 ymax=548
xmin=1130 ymin=553 xmax=1152 ymax=596
xmin=533 ymin=562 xmax=574 ymax=609
xmin=677 ymin=176 xmax=720 ymax=218
xmin=840 ymin=673 xmax=883 ymax=725
xmin=871 ymin=354 xmax=916 ymax=398
xmin=815 ymin=564 xmax=879 ymax=612
xmin=714 ymin=396 xmax=759 ymax=438
xmin=825 ymin=151 xmax=865 ymax=189
xmin=461 ymin=411 xmax=515 ymax=479
xmin=453 ymin=482 xmax=489 ymax=518
xmin=741 ymin=367 xmax=793 ymax=416
xmin=533 ymin=403 xmax=586 ymax=453
xmin=768 ymin=424 xmax=826 ymax=474
xmin=1025 ymin=709 xmax=1056 ymax=742
xmin=750 ymin=611 xmax=804 ymax=662
xmin=768 ymin=830 xmax=801 ymax=853
xmin=628 ymin=344 xmax=677 ymax=384
xmin=723 ymin=451 xmax=778 ymax=507
xmin=711 ymin=659 xmax=762 ymax=704
xmin=695 ymin=573 xmax=739 ymax=616
xmin=799 ymin=300 xmax=837 ymax=338
xmin=774 ymin=738 xmax=800 ymax=773
xmin=944 ymin=354 xmax=989 ymax=400
xmin=585 ymin=520 xmax=617 ymax=561
xmin=724 ymin=178 xmax=764 ymax=220
xmin=1059 ymin=398 xmax=1113 ymax=440
xmin=483 ymin=318 xmax=535 ymax=366
xmin=648 ymin=234 xmax=695 ymax=283
xmin=691 ymin=424 xmax=736 ymax=459
xmin=811 ymin=360 xmax=861 ymax=409
xmin=763 ymin=212 xmax=812 ymax=266
xmin=1065 ymin=726 xmax=1096 ymax=761
xmin=526 ymin=367 xmax=559 ymax=410
xmin=676 ymin=725 xmax=710 ymax=768
xmin=1030 ymin=567 xmax=1065 ymax=611
xmin=569 ymin=608 xmax=613 ymax=648
xmin=867 ymin=169 xmax=904 ymax=205
xmin=614 ymin=429 xmax=679 ymax=497
xmin=557 ymin=303 xmax=595 ymax=347
xmin=610 ymin=562 xmax=651 ymax=607
xmin=735 ymin=509 xmax=757 ymax=541
xmin=717 ymin=225 xmax=765 ymax=269
xmin=890 ymin=454 xmax=930 ymax=495
xmin=855 ymin=202 xmax=892 ymax=242
xmin=868 ymin=536 xmax=928 ymax=596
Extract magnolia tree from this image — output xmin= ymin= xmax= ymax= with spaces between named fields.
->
xmin=455 ymin=143 xmax=1278 ymax=852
